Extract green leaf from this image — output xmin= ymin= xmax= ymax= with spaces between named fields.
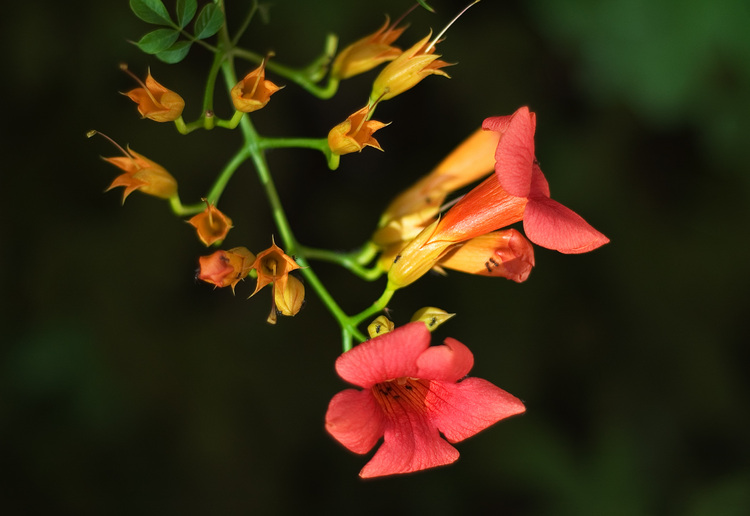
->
xmin=176 ymin=0 xmax=197 ymax=29
xmin=194 ymin=3 xmax=224 ymax=40
xmin=129 ymin=0 xmax=173 ymax=25
xmin=416 ymin=0 xmax=435 ymax=13
xmin=135 ymin=28 xmax=180 ymax=54
xmin=156 ymin=40 xmax=193 ymax=64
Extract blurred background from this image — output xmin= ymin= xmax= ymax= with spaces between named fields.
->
xmin=3 ymin=0 xmax=749 ymax=514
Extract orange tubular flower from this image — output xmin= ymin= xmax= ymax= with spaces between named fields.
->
xmin=122 ymin=66 xmax=185 ymax=122
xmin=188 ymin=202 xmax=233 ymax=247
xmin=103 ymin=147 xmax=177 ymax=202
xmin=231 ymin=61 xmax=282 ymax=113
xmin=373 ymin=128 xmax=501 ymax=249
xmin=197 ymin=247 xmax=255 ymax=291
xmin=330 ymin=17 xmax=406 ymax=80
xmin=249 ymin=242 xmax=304 ymax=324
xmin=386 ymin=175 xmax=528 ymax=289
xmin=370 ymin=32 xmax=450 ymax=102
xmin=327 ymin=104 xmax=387 ymax=155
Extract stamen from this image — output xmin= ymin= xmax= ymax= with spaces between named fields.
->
xmin=87 ymin=130 xmax=131 ymax=158
xmin=425 ymin=0 xmax=481 ymax=53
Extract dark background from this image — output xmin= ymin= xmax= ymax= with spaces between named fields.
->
xmin=3 ymin=0 xmax=749 ymax=514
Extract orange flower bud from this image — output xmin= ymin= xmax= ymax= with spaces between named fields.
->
xmin=249 ymin=241 xmax=303 ymax=324
xmin=437 ymin=229 xmax=535 ymax=283
xmin=231 ymin=60 xmax=282 ymax=113
xmin=197 ymin=247 xmax=255 ymax=291
xmin=103 ymin=147 xmax=177 ymax=202
xmin=328 ymin=104 xmax=387 ymax=155
xmin=330 ymin=17 xmax=406 ymax=80
xmin=188 ymin=202 xmax=233 ymax=247
xmin=370 ymin=33 xmax=450 ymax=102
xmin=121 ymin=65 xmax=185 ymax=122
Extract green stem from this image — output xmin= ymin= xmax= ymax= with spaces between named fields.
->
xmin=206 ymin=146 xmax=250 ymax=205
xmin=232 ymin=47 xmax=340 ymax=99
xmin=299 ymin=244 xmax=384 ymax=281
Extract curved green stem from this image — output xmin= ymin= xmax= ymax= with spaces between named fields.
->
xmin=299 ymin=244 xmax=384 ymax=281
xmin=232 ymin=47 xmax=340 ymax=99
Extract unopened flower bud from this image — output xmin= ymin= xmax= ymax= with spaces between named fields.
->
xmin=367 ymin=315 xmax=395 ymax=338
xmin=102 ymin=145 xmax=177 ymax=202
xmin=274 ymin=274 xmax=305 ymax=321
xmin=409 ymin=307 xmax=455 ymax=331
xmin=330 ymin=17 xmax=406 ymax=80
xmin=231 ymin=60 xmax=282 ymax=113
xmin=328 ymin=104 xmax=387 ymax=155
xmin=121 ymin=64 xmax=184 ymax=122
xmin=370 ymin=33 xmax=450 ymax=102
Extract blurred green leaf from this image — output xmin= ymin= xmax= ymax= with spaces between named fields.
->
xmin=135 ymin=28 xmax=180 ymax=54
xmin=416 ymin=0 xmax=435 ymax=12
xmin=176 ymin=0 xmax=197 ymax=29
xmin=194 ymin=3 xmax=224 ymax=40
xmin=129 ymin=0 xmax=173 ymax=25
xmin=156 ymin=40 xmax=192 ymax=64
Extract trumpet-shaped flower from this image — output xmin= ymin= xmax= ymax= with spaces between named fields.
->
xmin=373 ymin=128 xmax=500 ymax=249
xmin=231 ymin=61 xmax=282 ymax=113
xmin=483 ymin=106 xmax=610 ymax=254
xmin=386 ymin=176 xmax=528 ymax=289
xmin=327 ymin=104 xmax=387 ymax=155
xmin=103 ymin=147 xmax=177 ymax=202
xmin=325 ymin=322 xmax=525 ymax=478
xmin=330 ymin=17 xmax=406 ymax=80
xmin=188 ymin=202 xmax=233 ymax=247
xmin=386 ymin=107 xmax=610 ymax=288
xmin=249 ymin=242 xmax=304 ymax=324
xmin=197 ymin=247 xmax=255 ymax=291
xmin=370 ymin=32 xmax=450 ymax=102
xmin=121 ymin=66 xmax=185 ymax=122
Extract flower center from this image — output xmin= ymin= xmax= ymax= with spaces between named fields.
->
xmin=372 ymin=377 xmax=431 ymax=415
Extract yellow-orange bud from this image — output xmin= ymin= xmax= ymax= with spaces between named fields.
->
xmin=231 ymin=61 xmax=282 ymax=113
xmin=370 ymin=33 xmax=450 ymax=102
xmin=330 ymin=17 xmax=406 ymax=80
xmin=121 ymin=66 xmax=185 ymax=122
xmin=327 ymin=104 xmax=387 ymax=155
xmin=273 ymin=275 xmax=305 ymax=323
xmin=103 ymin=147 xmax=177 ymax=202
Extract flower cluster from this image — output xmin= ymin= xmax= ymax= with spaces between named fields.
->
xmin=92 ymin=1 xmax=609 ymax=480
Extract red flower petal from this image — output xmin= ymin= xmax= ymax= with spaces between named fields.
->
xmin=494 ymin=106 xmax=537 ymax=198
xmin=481 ymin=114 xmax=513 ymax=134
xmin=428 ymin=378 xmax=526 ymax=443
xmin=335 ymin=323 xmax=431 ymax=388
xmin=524 ymin=195 xmax=610 ymax=254
xmin=359 ymin=398 xmax=459 ymax=478
xmin=325 ymin=389 xmax=385 ymax=454
xmin=416 ymin=337 xmax=474 ymax=382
